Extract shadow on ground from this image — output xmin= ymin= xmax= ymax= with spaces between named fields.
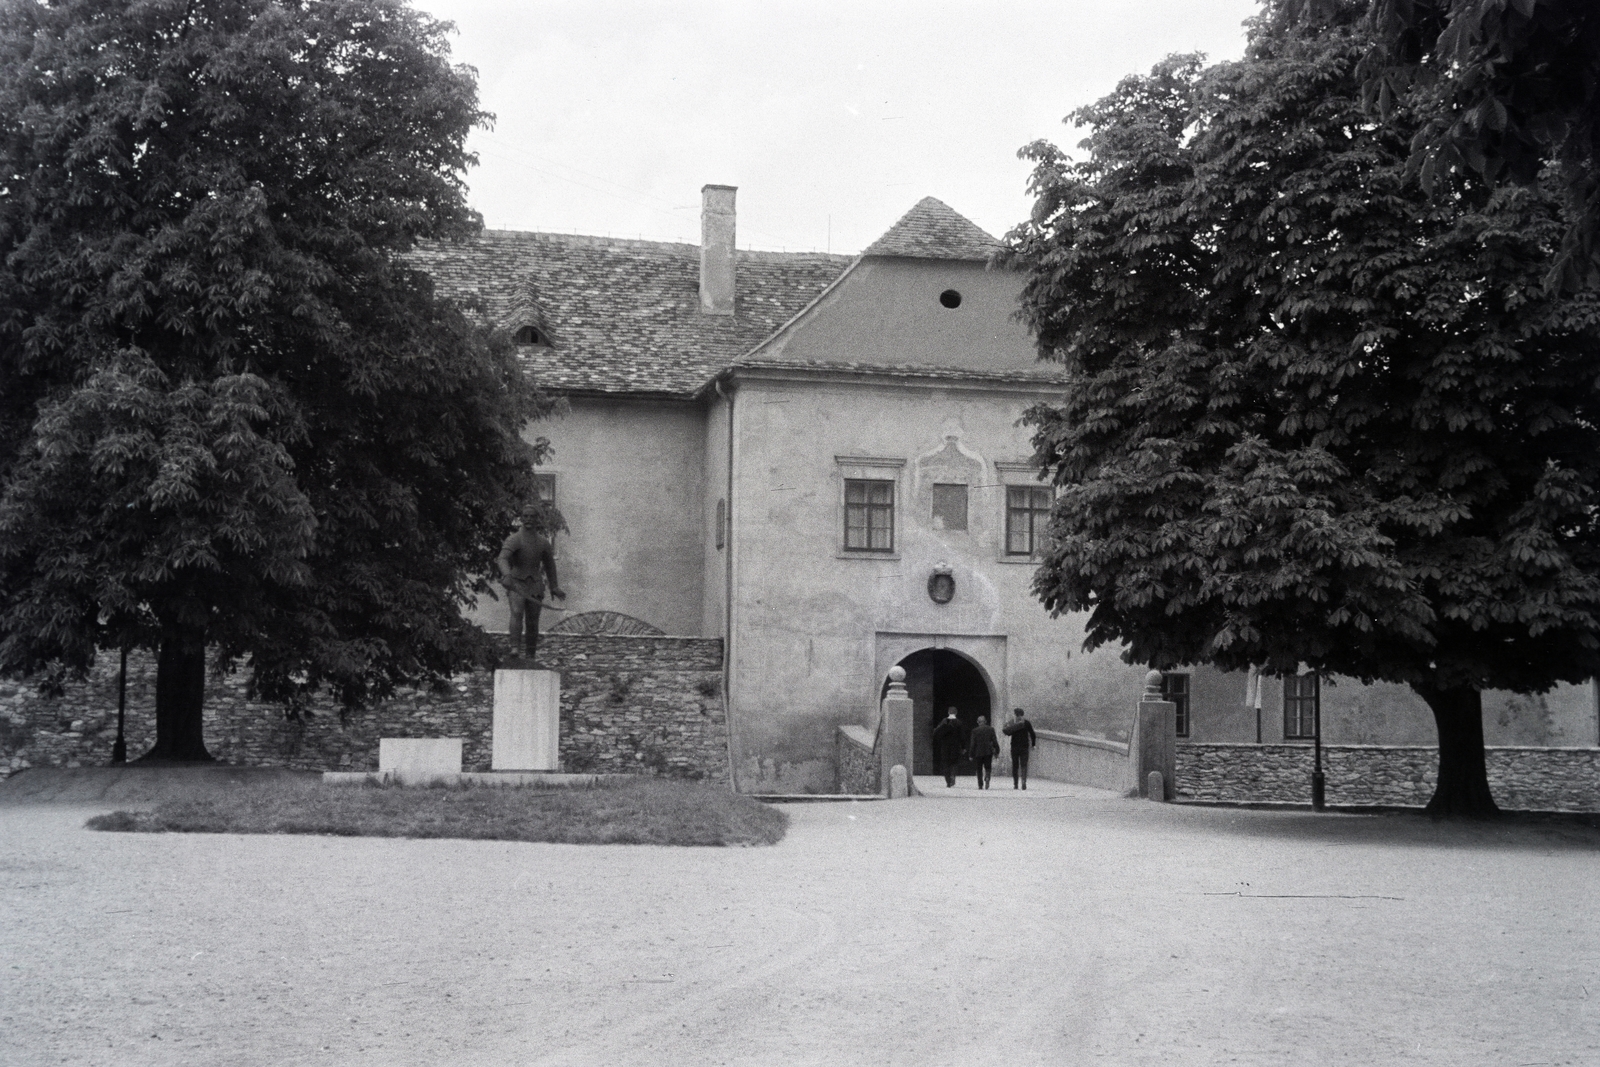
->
xmin=0 ymin=765 xmax=322 ymax=806
xmin=1152 ymin=800 xmax=1600 ymax=854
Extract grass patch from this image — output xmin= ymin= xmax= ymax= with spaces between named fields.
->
xmin=85 ymin=777 xmax=787 ymax=847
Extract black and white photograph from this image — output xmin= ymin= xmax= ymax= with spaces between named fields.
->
xmin=2 ymin=1 xmax=1598 ymax=1063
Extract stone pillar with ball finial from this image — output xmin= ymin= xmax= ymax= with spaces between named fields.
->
xmin=880 ymin=665 xmax=917 ymax=797
xmin=1131 ymin=669 xmax=1177 ymax=799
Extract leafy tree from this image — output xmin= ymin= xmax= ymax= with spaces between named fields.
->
xmin=0 ymin=0 xmax=554 ymax=760
xmin=1288 ymin=0 xmax=1600 ymax=287
xmin=1005 ymin=6 xmax=1600 ymax=816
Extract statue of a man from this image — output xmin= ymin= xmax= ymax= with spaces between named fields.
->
xmin=497 ymin=503 xmax=566 ymax=661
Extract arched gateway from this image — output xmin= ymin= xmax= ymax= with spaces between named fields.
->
xmin=881 ymin=648 xmax=994 ymax=776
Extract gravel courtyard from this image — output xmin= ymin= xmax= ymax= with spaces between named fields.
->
xmin=2 ymin=771 xmax=1597 ymax=1067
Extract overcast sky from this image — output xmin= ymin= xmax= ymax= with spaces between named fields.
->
xmin=414 ymin=1 xmax=1263 ymax=253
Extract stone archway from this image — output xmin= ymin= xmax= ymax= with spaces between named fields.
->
xmin=881 ymin=649 xmax=993 ymax=776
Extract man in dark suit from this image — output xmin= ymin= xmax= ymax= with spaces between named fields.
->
xmin=496 ymin=503 xmax=566 ymax=661
xmin=931 ymin=707 xmax=964 ymax=787
xmin=1003 ymin=707 xmax=1038 ymax=789
xmin=967 ymin=715 xmax=1000 ymax=790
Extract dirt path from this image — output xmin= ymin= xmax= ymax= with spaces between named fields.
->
xmin=2 ymin=773 xmax=1597 ymax=1066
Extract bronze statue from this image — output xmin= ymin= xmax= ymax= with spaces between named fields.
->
xmin=497 ymin=503 xmax=566 ymax=662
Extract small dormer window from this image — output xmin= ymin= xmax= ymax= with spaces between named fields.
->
xmin=513 ymin=325 xmax=548 ymax=346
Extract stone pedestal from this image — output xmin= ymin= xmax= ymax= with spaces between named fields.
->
xmin=493 ymin=669 xmax=560 ymax=771
xmin=879 ymin=666 xmax=916 ymax=797
xmin=1132 ymin=670 xmax=1176 ymax=800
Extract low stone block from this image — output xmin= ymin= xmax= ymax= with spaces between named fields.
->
xmin=1147 ymin=770 xmax=1165 ymax=802
xmin=378 ymin=737 xmax=463 ymax=774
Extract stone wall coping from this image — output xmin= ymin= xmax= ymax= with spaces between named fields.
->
xmin=1036 ymin=728 xmax=1129 ymax=756
xmin=545 ymin=634 xmax=724 ymax=644
xmin=837 ymin=724 xmax=875 ymax=752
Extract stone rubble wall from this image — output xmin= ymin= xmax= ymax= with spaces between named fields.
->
xmin=548 ymin=636 xmax=729 ymax=783
xmin=835 ymin=725 xmax=879 ymax=794
xmin=1177 ymin=743 xmax=1600 ymax=811
xmin=0 ymin=635 xmax=726 ymax=783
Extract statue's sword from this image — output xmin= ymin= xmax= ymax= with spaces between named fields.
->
xmin=502 ymin=575 xmax=572 ymax=610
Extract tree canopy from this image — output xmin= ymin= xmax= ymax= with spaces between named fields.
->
xmin=1004 ymin=5 xmax=1600 ymax=815
xmin=1288 ymin=0 xmax=1600 ymax=287
xmin=0 ymin=0 xmax=555 ymax=758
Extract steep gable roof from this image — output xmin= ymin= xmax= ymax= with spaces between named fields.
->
xmin=410 ymin=231 xmax=850 ymax=396
xmin=860 ymin=197 xmax=1002 ymax=261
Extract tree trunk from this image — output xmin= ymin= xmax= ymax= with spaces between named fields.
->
xmin=1416 ymin=685 xmax=1498 ymax=819
xmin=137 ymin=618 xmax=213 ymax=763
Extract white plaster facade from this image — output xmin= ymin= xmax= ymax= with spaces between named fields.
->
xmin=517 ymin=252 xmax=1147 ymax=792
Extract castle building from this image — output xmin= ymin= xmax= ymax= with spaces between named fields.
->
xmin=415 ymin=187 xmax=1149 ymax=792
xmin=415 ymin=186 xmax=1598 ymax=795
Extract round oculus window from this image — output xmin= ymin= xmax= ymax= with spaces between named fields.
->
xmin=939 ymin=289 xmax=962 ymax=309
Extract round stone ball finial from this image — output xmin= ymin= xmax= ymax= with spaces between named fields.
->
xmin=1144 ymin=669 xmax=1164 ymax=697
xmin=885 ymin=663 xmax=910 ymax=700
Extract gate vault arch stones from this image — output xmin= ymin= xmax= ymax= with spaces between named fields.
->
xmin=874 ymin=632 xmax=1007 ymax=777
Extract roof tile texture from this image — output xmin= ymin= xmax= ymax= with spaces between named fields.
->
xmin=860 ymin=197 xmax=1003 ymax=261
xmin=410 ymin=231 xmax=850 ymax=396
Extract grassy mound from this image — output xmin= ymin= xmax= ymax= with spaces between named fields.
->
xmin=86 ymin=776 xmax=787 ymax=847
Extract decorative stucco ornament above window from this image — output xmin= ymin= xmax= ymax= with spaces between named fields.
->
xmin=928 ymin=563 xmax=955 ymax=605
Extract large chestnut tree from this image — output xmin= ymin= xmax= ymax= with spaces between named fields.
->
xmin=1005 ymin=4 xmax=1600 ymax=816
xmin=0 ymin=0 xmax=553 ymax=760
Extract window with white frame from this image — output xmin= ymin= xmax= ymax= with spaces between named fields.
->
xmin=1004 ymin=485 xmax=1052 ymax=556
xmin=835 ymin=456 xmax=904 ymax=555
xmin=1163 ymin=672 xmax=1191 ymax=738
xmin=992 ymin=462 xmax=1054 ymax=560
xmin=1284 ymin=672 xmax=1319 ymax=739
xmin=844 ymin=479 xmax=895 ymax=551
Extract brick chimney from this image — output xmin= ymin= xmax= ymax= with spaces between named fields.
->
xmin=700 ymin=184 xmax=737 ymax=316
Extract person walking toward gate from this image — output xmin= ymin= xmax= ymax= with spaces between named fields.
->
xmin=931 ymin=707 xmax=964 ymax=788
xmin=967 ymin=714 xmax=999 ymax=790
xmin=1003 ymin=707 xmax=1038 ymax=789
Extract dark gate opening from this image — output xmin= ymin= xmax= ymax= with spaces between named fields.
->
xmin=882 ymin=649 xmax=992 ymax=776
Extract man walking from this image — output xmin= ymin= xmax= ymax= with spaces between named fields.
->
xmin=497 ymin=502 xmax=566 ymax=662
xmin=1003 ymin=707 xmax=1038 ymax=789
xmin=931 ymin=707 xmax=964 ymax=788
xmin=967 ymin=714 xmax=999 ymax=790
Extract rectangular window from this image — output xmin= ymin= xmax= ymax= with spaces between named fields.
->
xmin=844 ymin=479 xmax=895 ymax=551
xmin=1162 ymin=673 xmax=1191 ymax=738
xmin=1284 ymin=672 xmax=1319 ymax=739
xmin=1005 ymin=485 xmax=1052 ymax=555
xmin=931 ymin=483 xmax=968 ymax=531
xmin=533 ymin=472 xmax=556 ymax=505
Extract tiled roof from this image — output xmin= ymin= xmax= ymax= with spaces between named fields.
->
xmin=860 ymin=197 xmax=1002 ymax=261
xmin=410 ymin=231 xmax=851 ymax=397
